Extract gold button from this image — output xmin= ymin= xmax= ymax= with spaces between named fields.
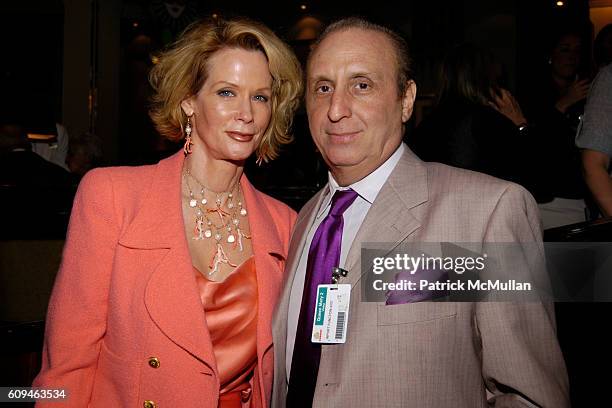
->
xmin=143 ymin=401 xmax=156 ymax=408
xmin=148 ymin=357 xmax=160 ymax=369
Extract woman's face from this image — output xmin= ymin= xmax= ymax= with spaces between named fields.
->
xmin=181 ymin=47 xmax=273 ymax=163
xmin=550 ymin=34 xmax=582 ymax=80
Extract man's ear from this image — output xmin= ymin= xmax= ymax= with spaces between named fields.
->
xmin=181 ymin=97 xmax=195 ymax=117
xmin=401 ymin=80 xmax=417 ymax=123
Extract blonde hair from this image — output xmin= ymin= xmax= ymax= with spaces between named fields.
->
xmin=149 ymin=18 xmax=303 ymax=162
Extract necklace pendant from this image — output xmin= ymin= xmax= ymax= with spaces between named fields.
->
xmin=209 ymin=242 xmax=238 ymax=276
xmin=204 ymin=229 xmax=212 ymax=238
xmin=193 ymin=218 xmax=205 ymax=240
xmin=227 ymin=234 xmax=235 ymax=243
xmin=236 ymin=228 xmax=243 ymax=251
xmin=236 ymin=227 xmax=251 ymax=251
xmin=189 ymin=199 xmax=197 ymax=208
xmin=201 ymin=198 xmax=207 ymax=205
xmin=240 ymin=208 xmax=247 ymax=216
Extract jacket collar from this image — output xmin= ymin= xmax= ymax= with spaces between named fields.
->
xmin=118 ymin=151 xmax=285 ymax=258
xmin=118 ymin=151 xmax=185 ymax=250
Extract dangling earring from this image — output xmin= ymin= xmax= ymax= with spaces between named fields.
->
xmin=183 ymin=116 xmax=193 ymax=156
xmin=255 ymin=155 xmax=263 ymax=167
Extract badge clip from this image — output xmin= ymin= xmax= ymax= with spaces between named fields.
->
xmin=331 ymin=267 xmax=349 ymax=284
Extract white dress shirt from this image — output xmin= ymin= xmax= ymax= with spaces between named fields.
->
xmin=285 ymin=143 xmax=405 ymax=380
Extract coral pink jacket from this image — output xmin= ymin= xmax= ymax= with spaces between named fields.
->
xmin=33 ymin=151 xmax=297 ymax=407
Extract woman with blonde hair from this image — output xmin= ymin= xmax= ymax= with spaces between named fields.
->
xmin=34 ymin=17 xmax=302 ymax=407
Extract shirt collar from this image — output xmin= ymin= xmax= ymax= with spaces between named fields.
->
xmin=317 ymin=143 xmax=405 ymax=218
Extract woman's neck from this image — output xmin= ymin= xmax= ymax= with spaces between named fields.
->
xmin=184 ymin=151 xmax=244 ymax=194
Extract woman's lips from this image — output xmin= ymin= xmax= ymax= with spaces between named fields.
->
xmin=226 ymin=131 xmax=255 ymax=142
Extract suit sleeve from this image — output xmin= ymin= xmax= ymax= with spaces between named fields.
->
xmin=33 ymin=169 xmax=120 ymax=406
xmin=477 ymin=184 xmax=570 ymax=407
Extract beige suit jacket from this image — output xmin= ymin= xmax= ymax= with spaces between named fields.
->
xmin=272 ymin=147 xmax=569 ymax=408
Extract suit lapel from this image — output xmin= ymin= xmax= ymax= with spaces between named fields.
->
xmin=118 ymin=152 xmax=217 ymax=373
xmin=344 ymin=148 xmax=429 ymax=287
xmin=240 ymin=176 xmax=287 ymax=361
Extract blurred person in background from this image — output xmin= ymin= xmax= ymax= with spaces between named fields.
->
xmin=0 ymin=121 xmax=75 ymax=237
xmin=410 ymin=43 xmax=537 ymax=195
xmin=576 ymin=63 xmax=612 ymax=217
xmin=31 ymin=122 xmax=70 ymax=171
xmin=523 ymin=29 xmax=591 ymax=229
xmin=0 ymin=122 xmax=73 ymax=189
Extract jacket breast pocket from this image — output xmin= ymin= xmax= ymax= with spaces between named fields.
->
xmin=377 ymin=302 xmax=457 ymax=325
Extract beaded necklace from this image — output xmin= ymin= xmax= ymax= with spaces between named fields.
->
xmin=184 ymin=169 xmax=251 ymax=275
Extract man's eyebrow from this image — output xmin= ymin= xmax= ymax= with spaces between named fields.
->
xmin=308 ymin=71 xmax=380 ymax=82
xmin=308 ymin=74 xmax=332 ymax=83
xmin=308 ymin=71 xmax=378 ymax=82
xmin=350 ymin=72 xmax=376 ymax=79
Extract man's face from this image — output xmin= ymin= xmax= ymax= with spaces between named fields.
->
xmin=306 ymin=28 xmax=416 ymax=185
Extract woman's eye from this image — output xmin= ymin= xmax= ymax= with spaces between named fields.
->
xmin=356 ymin=82 xmax=370 ymax=90
xmin=217 ymin=90 xmax=234 ymax=97
xmin=316 ymin=85 xmax=332 ymax=94
xmin=254 ymin=95 xmax=269 ymax=102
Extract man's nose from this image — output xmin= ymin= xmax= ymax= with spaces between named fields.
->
xmin=327 ymin=90 xmax=351 ymax=122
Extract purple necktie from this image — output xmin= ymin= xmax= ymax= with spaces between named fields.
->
xmin=287 ymin=189 xmax=359 ymax=407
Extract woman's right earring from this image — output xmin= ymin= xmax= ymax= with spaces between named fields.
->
xmin=183 ymin=116 xmax=193 ymax=156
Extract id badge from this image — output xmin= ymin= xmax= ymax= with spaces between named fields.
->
xmin=311 ymin=284 xmax=351 ymax=344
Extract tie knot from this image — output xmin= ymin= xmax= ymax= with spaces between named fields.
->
xmin=329 ymin=189 xmax=358 ymax=217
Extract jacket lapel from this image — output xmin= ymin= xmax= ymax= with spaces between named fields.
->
xmin=343 ymin=148 xmax=428 ymax=287
xmin=118 ymin=152 xmax=217 ymax=373
xmin=240 ymin=176 xmax=287 ymax=361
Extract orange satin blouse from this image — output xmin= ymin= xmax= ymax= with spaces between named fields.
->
xmin=194 ymin=256 xmax=259 ymax=408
